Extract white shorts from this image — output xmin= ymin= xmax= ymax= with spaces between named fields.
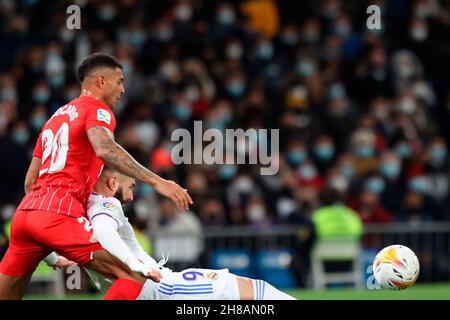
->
xmin=143 ymin=268 xmax=240 ymax=300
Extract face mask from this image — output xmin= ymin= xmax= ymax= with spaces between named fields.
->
xmin=408 ymin=177 xmax=427 ymax=193
xmin=247 ymin=205 xmax=266 ymax=222
xmin=287 ymin=150 xmax=307 ymax=165
xmin=411 ymin=27 xmax=428 ymax=42
xmin=173 ymin=103 xmax=191 ymax=121
xmin=373 ymin=105 xmax=389 ymax=120
xmin=139 ymin=184 xmax=155 ymax=197
xmin=395 ymin=143 xmax=411 ymax=159
xmin=156 ymin=26 xmax=173 ymax=42
xmin=328 ymin=84 xmax=346 ymax=99
xmin=365 ymin=177 xmax=385 ymax=194
xmin=333 ymin=24 xmax=351 ymax=38
xmin=0 ymin=89 xmax=16 ymax=101
xmin=256 ymin=43 xmax=273 ymax=60
xmin=219 ymin=165 xmax=238 ymax=180
xmin=217 ymin=9 xmax=235 ymax=25
xmin=129 ymin=31 xmax=146 ymax=47
xmin=303 ymin=30 xmax=319 ymax=44
xmin=329 ymin=175 xmax=349 ymax=193
xmin=314 ymin=144 xmax=334 ymax=161
xmin=98 ymin=5 xmax=116 ymax=21
xmin=356 ymin=145 xmax=375 ymax=158
xmin=185 ymin=87 xmax=200 ymax=102
xmin=340 ymin=164 xmax=354 ymax=180
xmin=234 ymin=176 xmax=253 ymax=193
xmin=174 ymin=4 xmax=193 ymax=22
xmin=430 ymin=147 xmax=447 ymax=164
xmin=296 ymin=61 xmax=315 ymax=77
xmin=396 ymin=64 xmax=414 ymax=79
xmin=30 ymin=114 xmax=47 ymax=130
xmin=227 ymin=81 xmax=245 ymax=97
xmin=12 ymin=130 xmax=30 ymax=146
xmin=160 ymin=62 xmax=179 ymax=79
xmin=281 ymin=32 xmax=299 ymax=46
xmin=298 ymin=165 xmax=317 ymax=180
xmin=49 ymin=74 xmax=65 ymax=88
xmin=380 ymin=162 xmax=401 ymax=179
xmin=226 ymin=45 xmax=243 ymax=60
xmin=32 ymin=89 xmax=50 ymax=104
xmin=398 ymin=97 xmax=416 ymax=115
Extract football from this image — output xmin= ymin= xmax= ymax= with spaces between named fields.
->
xmin=373 ymin=245 xmax=420 ymax=290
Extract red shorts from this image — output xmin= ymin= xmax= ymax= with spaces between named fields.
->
xmin=0 ymin=209 xmax=103 ymax=277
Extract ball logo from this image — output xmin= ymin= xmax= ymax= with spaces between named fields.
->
xmin=97 ymin=109 xmax=111 ymax=125
xmin=102 ymin=202 xmax=114 ymax=209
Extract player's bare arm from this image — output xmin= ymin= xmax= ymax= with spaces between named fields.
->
xmin=87 ymin=125 xmax=193 ymax=211
xmin=24 ymin=156 xmax=42 ymax=194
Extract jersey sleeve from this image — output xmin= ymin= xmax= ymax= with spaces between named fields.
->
xmin=32 ymin=133 xmax=43 ymax=158
xmin=87 ymin=196 xmax=124 ymax=228
xmin=85 ymin=105 xmax=116 ymax=133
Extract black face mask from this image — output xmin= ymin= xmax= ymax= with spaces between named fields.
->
xmin=407 ymin=207 xmax=421 ymax=215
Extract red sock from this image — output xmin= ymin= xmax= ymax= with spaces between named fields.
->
xmin=103 ymin=278 xmax=143 ymax=300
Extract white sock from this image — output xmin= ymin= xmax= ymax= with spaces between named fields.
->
xmin=137 ymin=280 xmax=156 ymax=300
xmin=252 ymin=279 xmax=296 ymax=300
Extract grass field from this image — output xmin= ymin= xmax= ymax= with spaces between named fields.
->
xmin=24 ymin=283 xmax=450 ymax=300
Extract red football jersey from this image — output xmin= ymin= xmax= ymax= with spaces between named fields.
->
xmin=18 ymin=96 xmax=116 ymax=217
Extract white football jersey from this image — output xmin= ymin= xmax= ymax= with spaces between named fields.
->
xmin=87 ymin=193 xmax=129 ymax=234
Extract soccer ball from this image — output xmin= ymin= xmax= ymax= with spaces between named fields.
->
xmin=372 ymin=244 xmax=420 ymax=290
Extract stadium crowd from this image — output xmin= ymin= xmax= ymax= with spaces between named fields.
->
xmin=0 ymin=0 xmax=449 ymax=272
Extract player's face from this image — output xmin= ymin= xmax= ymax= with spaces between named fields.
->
xmin=102 ymin=67 xmax=125 ymax=109
xmin=114 ymin=177 xmax=136 ymax=205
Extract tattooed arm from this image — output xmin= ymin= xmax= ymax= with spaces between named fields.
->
xmin=87 ymin=126 xmax=192 ymax=211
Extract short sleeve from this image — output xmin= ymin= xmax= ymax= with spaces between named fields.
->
xmin=85 ymin=105 xmax=116 ymax=133
xmin=32 ymin=133 xmax=43 ymax=158
xmin=87 ymin=196 xmax=124 ymax=228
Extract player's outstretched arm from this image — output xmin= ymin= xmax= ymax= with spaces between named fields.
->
xmin=87 ymin=126 xmax=193 ymax=211
xmin=24 ymin=156 xmax=42 ymax=194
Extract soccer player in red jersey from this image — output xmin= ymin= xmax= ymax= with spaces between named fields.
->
xmin=0 ymin=53 xmax=193 ymax=299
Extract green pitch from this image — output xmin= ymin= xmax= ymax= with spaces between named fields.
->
xmin=24 ymin=283 xmax=450 ymax=300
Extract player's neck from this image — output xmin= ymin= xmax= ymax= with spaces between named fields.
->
xmin=79 ymin=88 xmax=107 ymax=106
xmin=93 ymin=186 xmax=114 ymax=198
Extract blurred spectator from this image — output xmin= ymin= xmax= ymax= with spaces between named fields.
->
xmin=148 ymin=197 xmax=204 ymax=270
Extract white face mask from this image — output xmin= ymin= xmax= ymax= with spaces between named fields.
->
xmin=226 ymin=44 xmax=243 ymax=59
xmin=410 ymin=26 xmax=428 ymax=42
xmin=398 ymin=97 xmax=416 ymax=115
xmin=174 ymin=3 xmax=193 ymax=22
xmin=247 ymin=205 xmax=266 ymax=222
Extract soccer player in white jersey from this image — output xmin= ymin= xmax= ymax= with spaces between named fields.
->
xmin=45 ymin=167 xmax=296 ymax=300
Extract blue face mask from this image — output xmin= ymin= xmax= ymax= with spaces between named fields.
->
xmin=227 ymin=82 xmax=245 ymax=97
xmin=340 ymin=165 xmax=354 ymax=180
xmin=431 ymin=147 xmax=446 ymax=163
xmin=380 ymin=162 xmax=401 ymax=179
xmin=130 ymin=32 xmax=146 ymax=46
xmin=139 ymin=184 xmax=155 ymax=197
xmin=49 ymin=74 xmax=65 ymax=88
xmin=396 ymin=143 xmax=411 ymax=159
xmin=356 ymin=145 xmax=375 ymax=158
xmin=408 ymin=177 xmax=427 ymax=193
xmin=33 ymin=89 xmax=50 ymax=104
xmin=281 ymin=33 xmax=299 ymax=46
xmin=314 ymin=144 xmax=334 ymax=161
xmin=257 ymin=44 xmax=273 ymax=60
xmin=219 ymin=165 xmax=238 ymax=180
xmin=296 ymin=62 xmax=314 ymax=77
xmin=365 ymin=177 xmax=385 ymax=194
xmin=298 ymin=165 xmax=316 ymax=179
xmin=12 ymin=130 xmax=30 ymax=146
xmin=173 ymin=104 xmax=191 ymax=121
xmin=0 ymin=89 xmax=16 ymax=101
xmin=30 ymin=115 xmax=47 ymax=131
xmin=217 ymin=10 xmax=235 ymax=25
xmin=287 ymin=150 xmax=307 ymax=165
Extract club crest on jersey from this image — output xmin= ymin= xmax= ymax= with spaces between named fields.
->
xmin=205 ymin=272 xmax=219 ymax=280
xmin=102 ymin=202 xmax=114 ymax=210
xmin=97 ymin=109 xmax=111 ymax=125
